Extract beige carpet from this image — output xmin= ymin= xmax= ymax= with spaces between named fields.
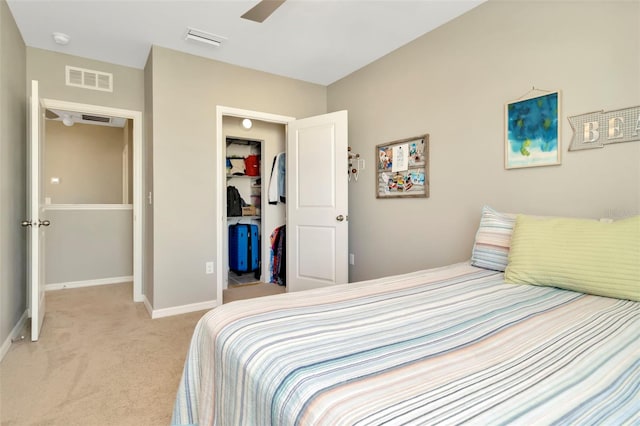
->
xmin=0 ymin=283 xmax=206 ymax=426
xmin=223 ymin=282 xmax=286 ymax=304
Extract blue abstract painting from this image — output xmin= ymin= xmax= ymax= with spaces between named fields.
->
xmin=505 ymin=91 xmax=561 ymax=168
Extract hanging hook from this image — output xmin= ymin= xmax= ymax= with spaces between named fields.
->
xmin=347 ymin=146 xmax=362 ymax=182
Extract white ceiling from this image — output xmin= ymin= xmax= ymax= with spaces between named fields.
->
xmin=7 ymin=0 xmax=485 ymax=86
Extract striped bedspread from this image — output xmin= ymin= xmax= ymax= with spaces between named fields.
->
xmin=172 ymin=262 xmax=640 ymax=425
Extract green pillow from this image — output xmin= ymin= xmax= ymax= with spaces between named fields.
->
xmin=504 ymin=214 xmax=640 ymax=301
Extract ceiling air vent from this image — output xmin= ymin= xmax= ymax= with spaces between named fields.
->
xmin=65 ymin=65 xmax=113 ymax=92
xmin=82 ymin=114 xmax=110 ymax=123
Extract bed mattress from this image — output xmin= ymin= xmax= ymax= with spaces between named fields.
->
xmin=172 ymin=262 xmax=639 ymax=425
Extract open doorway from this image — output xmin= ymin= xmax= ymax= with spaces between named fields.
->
xmin=43 ymin=111 xmax=133 ymax=293
xmin=216 ymin=107 xmax=294 ymax=305
xmin=222 ymin=117 xmax=288 ymax=302
xmin=39 ymin=99 xmax=143 ymax=302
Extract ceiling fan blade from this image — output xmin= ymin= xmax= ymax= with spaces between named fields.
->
xmin=241 ymin=0 xmax=286 ymax=23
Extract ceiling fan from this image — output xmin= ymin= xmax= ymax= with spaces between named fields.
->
xmin=241 ymin=0 xmax=286 ymax=23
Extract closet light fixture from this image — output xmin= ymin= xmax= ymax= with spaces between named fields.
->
xmin=185 ymin=28 xmax=224 ymax=47
xmin=242 ymin=118 xmax=253 ymax=129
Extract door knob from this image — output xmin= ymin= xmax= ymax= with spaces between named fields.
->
xmin=336 ymin=215 xmax=344 ymax=222
xmin=21 ymin=220 xmax=32 ymax=227
xmin=39 ymin=219 xmax=51 ymax=227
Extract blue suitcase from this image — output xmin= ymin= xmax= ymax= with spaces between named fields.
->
xmin=229 ymin=224 xmax=259 ymax=273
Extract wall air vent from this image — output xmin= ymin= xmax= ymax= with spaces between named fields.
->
xmin=65 ymin=66 xmax=113 ymax=92
xmin=82 ymin=114 xmax=110 ymax=123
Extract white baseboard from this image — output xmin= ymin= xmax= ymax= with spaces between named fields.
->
xmin=0 ymin=310 xmax=28 ymax=362
xmin=46 ymin=275 xmax=133 ymax=291
xmin=142 ymin=295 xmax=153 ymax=318
xmin=150 ymin=299 xmax=217 ymax=319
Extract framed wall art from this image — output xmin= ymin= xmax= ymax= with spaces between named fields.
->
xmin=376 ymin=134 xmax=429 ymax=199
xmin=505 ymin=90 xmax=561 ymax=169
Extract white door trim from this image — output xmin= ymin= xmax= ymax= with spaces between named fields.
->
xmin=122 ymin=143 xmax=129 ymax=204
xmin=29 ymin=80 xmax=45 ymax=341
xmin=215 ymin=106 xmax=295 ymax=306
xmin=41 ymin=98 xmax=144 ymax=302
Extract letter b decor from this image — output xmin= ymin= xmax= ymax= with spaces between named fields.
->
xmin=568 ymin=105 xmax=640 ymax=151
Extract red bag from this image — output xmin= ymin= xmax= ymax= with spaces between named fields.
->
xmin=244 ymin=155 xmax=259 ymax=176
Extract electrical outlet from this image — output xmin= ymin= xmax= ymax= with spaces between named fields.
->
xmin=349 ymin=253 xmax=355 ymax=265
xmin=206 ymin=261 xmax=214 ymax=274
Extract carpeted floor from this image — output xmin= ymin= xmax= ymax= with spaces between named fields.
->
xmin=0 ymin=283 xmax=206 ymax=426
xmin=223 ymin=282 xmax=286 ymax=303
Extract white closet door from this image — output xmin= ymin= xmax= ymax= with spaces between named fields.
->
xmin=287 ymin=110 xmax=349 ymax=292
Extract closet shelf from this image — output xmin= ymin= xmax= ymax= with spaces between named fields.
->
xmin=227 ymin=215 xmax=261 ymax=220
xmin=227 ymin=174 xmax=260 ymax=179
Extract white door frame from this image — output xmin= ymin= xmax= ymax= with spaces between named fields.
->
xmin=122 ymin=143 xmax=129 ymax=204
xmin=215 ymin=106 xmax=294 ymax=305
xmin=41 ymin=98 xmax=144 ymax=302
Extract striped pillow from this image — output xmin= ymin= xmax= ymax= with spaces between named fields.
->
xmin=471 ymin=206 xmax=516 ymax=272
xmin=505 ymin=215 xmax=640 ymax=301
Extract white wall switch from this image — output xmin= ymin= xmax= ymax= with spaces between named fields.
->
xmin=206 ymin=261 xmax=214 ymax=274
xmin=349 ymin=253 xmax=355 ymax=265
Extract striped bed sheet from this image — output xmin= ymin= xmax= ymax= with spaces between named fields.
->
xmin=172 ymin=262 xmax=640 ymax=426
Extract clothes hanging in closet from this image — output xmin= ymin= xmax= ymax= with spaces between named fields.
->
xmin=268 ymin=152 xmax=286 ymax=204
xmin=269 ymin=225 xmax=286 ymax=286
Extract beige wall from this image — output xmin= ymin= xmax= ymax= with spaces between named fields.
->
xmin=0 ymin=0 xmax=27 ymax=349
xmin=148 ymin=46 xmax=326 ymax=309
xmin=45 ymin=121 xmax=125 ymax=204
xmin=27 ymin=47 xmax=144 ymax=112
xmin=44 ymin=208 xmax=133 ymax=284
xmin=328 ymin=0 xmax=640 ymax=281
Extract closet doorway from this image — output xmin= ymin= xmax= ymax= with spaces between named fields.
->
xmin=221 ymin=115 xmax=288 ymax=298
xmin=217 ymin=107 xmax=293 ymax=304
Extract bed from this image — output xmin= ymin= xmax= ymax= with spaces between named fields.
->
xmin=172 ymin=208 xmax=640 ymax=425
